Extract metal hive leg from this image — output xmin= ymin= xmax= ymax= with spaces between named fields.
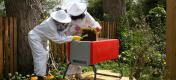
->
xmin=114 ymin=59 xmax=123 ymax=78
xmin=91 ymin=65 xmax=97 ymax=80
xmin=63 ymin=62 xmax=71 ymax=79
xmin=90 ymin=59 xmax=123 ymax=80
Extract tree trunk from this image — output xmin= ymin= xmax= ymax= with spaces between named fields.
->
xmin=167 ymin=0 xmax=176 ymax=79
xmin=4 ymin=0 xmax=43 ymax=75
xmin=103 ymin=0 xmax=126 ymax=21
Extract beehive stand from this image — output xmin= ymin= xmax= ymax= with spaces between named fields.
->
xmin=63 ymin=28 xmax=123 ymax=80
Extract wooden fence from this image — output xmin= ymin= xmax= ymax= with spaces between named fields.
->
xmin=50 ymin=21 xmax=119 ymax=62
xmin=0 ymin=19 xmax=118 ymax=79
xmin=98 ymin=21 xmax=119 ymax=39
xmin=0 ymin=16 xmax=17 ymax=79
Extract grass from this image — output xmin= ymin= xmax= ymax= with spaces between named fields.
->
xmin=55 ymin=60 xmax=131 ymax=77
xmin=82 ymin=60 xmax=131 ymax=77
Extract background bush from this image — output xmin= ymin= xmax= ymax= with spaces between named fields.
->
xmin=116 ymin=4 xmax=166 ymax=79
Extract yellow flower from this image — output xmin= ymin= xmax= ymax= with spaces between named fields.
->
xmin=158 ymin=53 xmax=161 ymax=57
xmin=164 ymin=61 xmax=166 ymax=64
xmin=30 ymin=76 xmax=38 ymax=80
xmin=150 ymin=54 xmax=152 ymax=57
xmin=154 ymin=71 xmax=158 ymax=74
xmin=47 ymin=75 xmax=54 ymax=79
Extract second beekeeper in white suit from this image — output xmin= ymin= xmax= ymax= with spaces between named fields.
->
xmin=28 ymin=10 xmax=82 ymax=79
xmin=66 ymin=2 xmax=102 ymax=36
xmin=66 ymin=3 xmax=102 ymax=79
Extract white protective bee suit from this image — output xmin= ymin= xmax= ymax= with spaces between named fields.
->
xmin=66 ymin=3 xmax=102 ymax=75
xmin=28 ymin=10 xmax=73 ymax=76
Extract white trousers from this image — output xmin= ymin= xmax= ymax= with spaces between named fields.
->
xmin=28 ymin=30 xmax=49 ymax=76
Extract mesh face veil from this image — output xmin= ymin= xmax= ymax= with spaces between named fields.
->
xmin=70 ymin=12 xmax=86 ymax=20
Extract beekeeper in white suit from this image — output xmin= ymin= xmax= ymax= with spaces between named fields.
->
xmin=28 ymin=10 xmax=82 ymax=79
xmin=66 ymin=2 xmax=102 ymax=36
xmin=66 ymin=2 xmax=102 ymax=79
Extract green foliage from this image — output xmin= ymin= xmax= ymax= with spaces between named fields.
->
xmin=49 ymin=64 xmax=65 ymax=80
xmin=4 ymin=72 xmax=33 ymax=80
xmin=41 ymin=0 xmax=63 ymax=17
xmin=5 ymin=63 xmax=67 ymax=80
xmin=147 ymin=7 xmax=166 ymax=54
xmin=116 ymin=6 xmax=167 ymax=79
xmin=103 ymin=13 xmax=111 ymax=21
xmin=87 ymin=0 xmax=112 ymax=21
xmin=5 ymin=71 xmax=63 ymax=80
xmin=0 ymin=9 xmax=5 ymax=16
xmin=87 ymin=0 xmax=103 ymax=21
xmin=126 ymin=0 xmax=136 ymax=11
xmin=147 ymin=7 xmax=166 ymax=33
xmin=0 ymin=0 xmax=6 ymax=16
xmin=137 ymin=0 xmax=166 ymax=15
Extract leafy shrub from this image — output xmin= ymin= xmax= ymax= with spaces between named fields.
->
xmin=147 ymin=7 xmax=166 ymax=54
xmin=4 ymin=72 xmax=32 ymax=80
xmin=116 ymin=6 xmax=166 ymax=80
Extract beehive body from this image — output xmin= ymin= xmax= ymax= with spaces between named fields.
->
xmin=90 ymin=39 xmax=119 ymax=65
xmin=69 ymin=41 xmax=91 ymax=66
xmin=67 ymin=28 xmax=119 ymax=65
xmin=67 ymin=39 xmax=119 ymax=66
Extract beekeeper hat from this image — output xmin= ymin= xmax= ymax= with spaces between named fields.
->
xmin=67 ymin=3 xmax=87 ymax=16
xmin=50 ymin=10 xmax=71 ymax=23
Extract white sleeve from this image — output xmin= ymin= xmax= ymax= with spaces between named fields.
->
xmin=47 ymin=30 xmax=73 ymax=44
xmin=36 ymin=22 xmax=73 ymax=44
xmin=86 ymin=12 xmax=102 ymax=29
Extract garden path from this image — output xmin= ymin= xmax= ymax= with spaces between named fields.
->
xmin=82 ymin=70 xmax=131 ymax=80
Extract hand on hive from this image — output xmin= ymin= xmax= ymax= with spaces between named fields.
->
xmin=96 ymin=27 xmax=101 ymax=32
xmin=72 ymin=36 xmax=82 ymax=41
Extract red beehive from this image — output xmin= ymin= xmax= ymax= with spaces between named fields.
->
xmin=67 ymin=39 xmax=119 ymax=65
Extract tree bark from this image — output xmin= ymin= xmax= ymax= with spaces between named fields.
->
xmin=103 ymin=0 xmax=126 ymax=21
xmin=4 ymin=0 xmax=43 ymax=75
